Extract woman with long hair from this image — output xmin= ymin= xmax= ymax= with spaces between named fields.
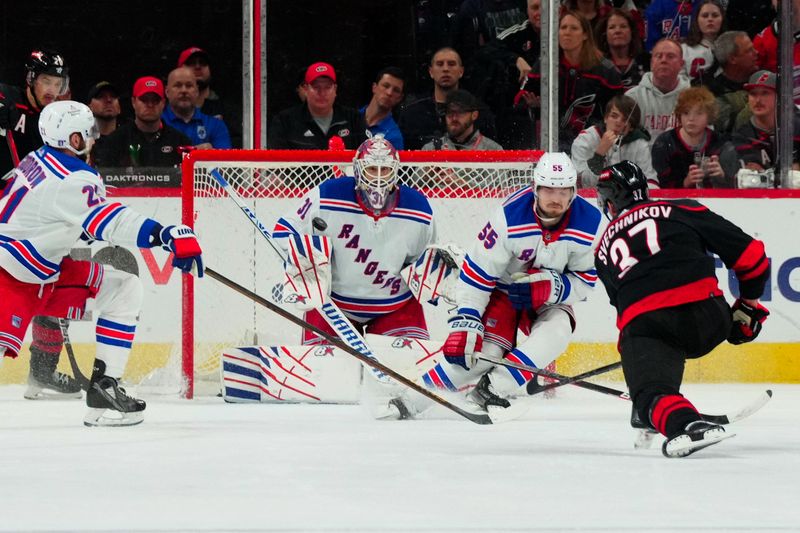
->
xmin=595 ymin=8 xmax=647 ymax=90
xmin=521 ymin=11 xmax=623 ymax=152
xmin=681 ymin=0 xmax=727 ymax=84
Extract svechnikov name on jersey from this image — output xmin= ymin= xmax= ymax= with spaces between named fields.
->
xmin=596 ymin=202 xmax=678 ymax=264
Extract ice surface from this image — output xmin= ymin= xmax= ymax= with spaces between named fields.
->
xmin=1 ymin=383 xmax=798 ymax=532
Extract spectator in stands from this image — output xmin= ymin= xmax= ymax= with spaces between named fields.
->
xmin=86 ymin=81 xmax=122 ymax=137
xmin=523 ymin=11 xmax=624 ymax=153
xmin=730 ymin=70 xmax=800 ymax=177
xmin=753 ymin=0 xmax=800 ymax=106
xmin=361 ymin=67 xmax=405 ymax=149
xmin=268 ymin=62 xmax=366 ymax=150
xmin=563 ymin=0 xmax=608 ymax=32
xmin=86 ymin=81 xmax=122 ymax=163
xmin=644 ymin=0 xmax=698 ymax=51
xmin=651 ymin=86 xmax=735 ymax=188
xmin=626 ymin=38 xmax=690 ymax=146
xmin=94 ymin=76 xmax=191 ymax=168
xmin=450 ymin=0 xmax=527 ymax=69
xmin=681 ymin=0 xmax=727 ymax=85
xmin=421 ymin=89 xmax=503 ymax=150
xmin=177 ymin=46 xmax=242 ymax=148
xmin=595 ymin=8 xmax=647 ymax=90
xmin=470 ymin=0 xmax=541 ymax=148
xmin=163 ymin=66 xmax=232 ymax=149
xmin=708 ymin=31 xmax=759 ymax=134
xmin=571 ymin=94 xmax=657 ymax=188
xmin=399 ymin=47 xmax=495 ymax=150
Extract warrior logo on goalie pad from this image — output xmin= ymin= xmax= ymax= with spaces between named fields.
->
xmin=284 ymin=234 xmax=333 ymax=310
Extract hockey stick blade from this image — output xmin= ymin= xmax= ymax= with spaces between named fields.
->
xmin=700 ymin=389 xmax=773 ymax=425
xmin=205 ymin=267 xmax=493 ymax=425
xmin=58 ymin=319 xmax=90 ymax=391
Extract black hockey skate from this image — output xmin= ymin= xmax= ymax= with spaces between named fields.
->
xmin=662 ymin=420 xmax=734 ymax=458
xmin=468 ymin=374 xmax=511 ymax=410
xmin=84 ymin=361 xmax=145 ymax=427
xmin=24 ymin=348 xmax=82 ymax=400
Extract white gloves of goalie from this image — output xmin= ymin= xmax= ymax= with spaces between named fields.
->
xmin=401 ymin=243 xmax=464 ymax=306
xmin=281 ymin=234 xmax=332 ymax=311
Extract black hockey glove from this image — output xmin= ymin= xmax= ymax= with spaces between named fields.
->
xmin=727 ymin=299 xmax=769 ymax=345
xmin=0 ymin=99 xmax=21 ymax=130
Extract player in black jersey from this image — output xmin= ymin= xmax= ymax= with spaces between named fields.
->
xmin=594 ymin=160 xmax=770 ymax=457
xmin=0 ymin=50 xmax=84 ymax=398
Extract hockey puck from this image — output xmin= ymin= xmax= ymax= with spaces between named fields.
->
xmin=312 ymin=217 xmax=328 ymax=232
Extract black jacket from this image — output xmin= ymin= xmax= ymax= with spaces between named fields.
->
xmin=267 ymin=104 xmax=366 ymax=150
xmin=0 ymin=83 xmax=43 ymax=175
xmin=397 ymin=94 xmax=496 ymax=150
xmin=93 ymin=121 xmax=191 ymax=168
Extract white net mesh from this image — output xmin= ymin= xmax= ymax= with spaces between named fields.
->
xmin=181 ymin=149 xmax=539 ymax=397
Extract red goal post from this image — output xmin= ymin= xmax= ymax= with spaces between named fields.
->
xmin=180 ymin=149 xmax=542 ymax=398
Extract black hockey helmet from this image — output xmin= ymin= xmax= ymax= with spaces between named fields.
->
xmin=25 ymin=49 xmax=69 ymax=91
xmin=596 ymin=160 xmax=649 ymax=218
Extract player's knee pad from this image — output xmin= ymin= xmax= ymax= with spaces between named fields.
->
xmin=94 ymin=269 xmax=143 ymax=322
xmin=517 ymin=308 xmax=573 ymax=368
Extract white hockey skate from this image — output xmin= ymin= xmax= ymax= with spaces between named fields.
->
xmin=662 ymin=421 xmax=735 ymax=458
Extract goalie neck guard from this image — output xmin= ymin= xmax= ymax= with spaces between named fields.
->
xmin=353 ymin=135 xmax=400 ymax=211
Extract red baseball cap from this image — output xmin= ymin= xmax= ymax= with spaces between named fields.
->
xmin=177 ymin=46 xmax=209 ymax=67
xmin=132 ymin=76 xmax=165 ymax=99
xmin=305 ymin=62 xmax=336 ymax=84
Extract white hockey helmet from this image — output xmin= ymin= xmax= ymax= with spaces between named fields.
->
xmin=38 ymin=100 xmax=99 ymax=156
xmin=533 ymin=152 xmax=577 ymax=190
xmin=353 ymin=134 xmax=400 ymax=210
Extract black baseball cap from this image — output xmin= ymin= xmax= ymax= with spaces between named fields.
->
xmin=445 ymin=89 xmax=479 ymax=113
xmin=87 ymin=81 xmax=120 ymax=102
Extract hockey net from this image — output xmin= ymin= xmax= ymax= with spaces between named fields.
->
xmin=178 ymin=149 xmax=541 ymax=397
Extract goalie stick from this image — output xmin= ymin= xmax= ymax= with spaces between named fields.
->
xmin=208 ymin=168 xmax=391 ymax=384
xmin=58 ymin=319 xmax=90 ymax=391
xmin=481 ymin=353 xmax=773 ymax=425
xmin=205 ymin=267 xmax=493 ymax=425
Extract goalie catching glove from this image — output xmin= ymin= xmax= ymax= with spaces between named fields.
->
xmin=507 ymin=268 xmax=564 ymax=311
xmin=401 ymin=243 xmax=464 ymax=306
xmin=283 ymin=234 xmax=332 ymax=311
xmin=159 ymin=225 xmax=203 ymax=277
xmin=442 ymin=309 xmax=484 ymax=370
xmin=728 ymin=299 xmax=769 ymax=345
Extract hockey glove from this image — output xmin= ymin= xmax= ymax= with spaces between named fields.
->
xmin=507 ymin=268 xmax=563 ymax=311
xmin=160 ymin=225 xmax=204 ymax=277
xmin=283 ymin=234 xmax=332 ymax=311
xmin=727 ymin=299 xmax=769 ymax=345
xmin=442 ymin=311 xmax=484 ymax=370
xmin=0 ymin=99 xmax=21 ymax=130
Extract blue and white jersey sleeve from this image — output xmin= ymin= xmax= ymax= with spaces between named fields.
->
xmin=455 ymin=205 xmax=514 ymax=316
xmin=273 ymin=187 xmax=320 ymax=248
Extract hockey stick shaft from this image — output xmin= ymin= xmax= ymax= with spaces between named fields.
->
xmin=208 ymin=168 xmax=390 ymax=383
xmin=477 ymin=354 xmax=627 ymax=398
xmin=5 ymin=129 xmax=20 ymax=166
xmin=57 ymin=319 xmax=90 ymax=391
xmin=481 ymin=353 xmax=772 ymax=425
xmin=205 ymin=267 xmax=492 ymax=425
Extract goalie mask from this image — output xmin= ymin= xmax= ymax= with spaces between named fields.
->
xmin=39 ymin=100 xmax=100 ymax=156
xmin=353 ymin=135 xmax=400 ymax=210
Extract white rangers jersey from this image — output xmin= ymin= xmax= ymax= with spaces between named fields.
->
xmin=274 ymin=176 xmax=435 ymax=323
xmin=456 ymin=186 xmax=604 ymax=316
xmin=0 ymin=146 xmax=158 ymax=283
